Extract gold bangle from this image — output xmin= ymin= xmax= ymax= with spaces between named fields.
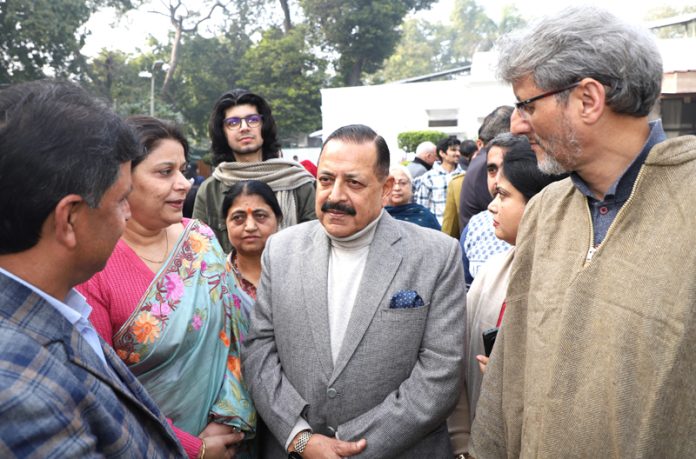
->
xmin=198 ymin=439 xmax=206 ymax=459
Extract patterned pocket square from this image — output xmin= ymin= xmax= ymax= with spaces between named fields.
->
xmin=389 ymin=290 xmax=425 ymax=309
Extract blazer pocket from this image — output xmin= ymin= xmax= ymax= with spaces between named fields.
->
xmin=380 ymin=304 xmax=429 ymax=321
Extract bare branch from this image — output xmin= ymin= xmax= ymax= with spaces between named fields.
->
xmin=146 ymin=9 xmax=171 ymax=19
xmin=181 ymin=1 xmax=227 ymax=33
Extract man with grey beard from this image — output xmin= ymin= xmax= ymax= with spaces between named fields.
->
xmin=471 ymin=6 xmax=696 ymax=458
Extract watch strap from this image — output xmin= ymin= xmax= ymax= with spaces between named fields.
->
xmin=294 ymin=430 xmax=312 ymax=454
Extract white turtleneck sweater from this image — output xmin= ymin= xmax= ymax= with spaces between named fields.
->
xmin=326 ymin=211 xmax=382 ymax=363
xmin=285 ymin=210 xmax=384 ymax=448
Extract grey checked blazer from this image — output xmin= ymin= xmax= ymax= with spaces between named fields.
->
xmin=242 ymin=213 xmax=467 ymax=458
xmin=0 ymin=272 xmax=186 ymax=458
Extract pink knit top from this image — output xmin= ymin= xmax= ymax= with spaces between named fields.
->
xmin=77 ymin=220 xmax=202 ymax=458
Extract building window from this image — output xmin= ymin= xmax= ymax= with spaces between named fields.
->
xmin=661 ymin=96 xmax=696 ymax=138
xmin=427 ymin=109 xmax=458 ymax=128
xmin=429 ymin=119 xmax=458 ymax=127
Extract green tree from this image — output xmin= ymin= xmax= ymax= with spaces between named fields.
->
xmin=84 ymin=49 xmax=149 ymax=108
xmin=397 ymin=130 xmax=447 ymax=153
xmin=300 ymin=0 xmax=436 ymax=86
xmin=367 ymin=0 xmax=526 ymax=84
xmin=168 ymin=27 xmax=252 ymax=141
xmin=0 ymin=0 xmax=133 ymax=84
xmin=497 ymin=5 xmax=526 ymax=35
xmin=146 ymin=0 xmax=231 ymax=99
xmin=442 ymin=0 xmax=497 ymax=66
xmin=370 ymin=19 xmax=442 ymax=83
xmin=237 ymin=26 xmax=327 ymax=144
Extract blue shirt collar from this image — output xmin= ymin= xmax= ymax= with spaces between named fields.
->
xmin=0 ymin=267 xmax=93 ymax=325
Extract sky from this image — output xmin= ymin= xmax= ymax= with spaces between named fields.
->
xmin=81 ymin=0 xmax=694 ymax=57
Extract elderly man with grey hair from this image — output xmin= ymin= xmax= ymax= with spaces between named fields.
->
xmin=407 ymin=140 xmax=437 ymax=181
xmin=470 ymin=6 xmax=696 ymax=458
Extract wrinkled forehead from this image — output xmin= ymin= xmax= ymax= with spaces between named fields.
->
xmin=318 ymin=139 xmax=379 ymax=170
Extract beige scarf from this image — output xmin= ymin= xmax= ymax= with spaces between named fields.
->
xmin=212 ymin=159 xmax=315 ymax=228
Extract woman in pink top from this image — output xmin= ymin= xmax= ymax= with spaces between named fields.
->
xmin=78 ymin=116 xmax=255 ymax=459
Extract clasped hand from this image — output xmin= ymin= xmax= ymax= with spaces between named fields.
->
xmin=199 ymin=422 xmax=245 ymax=459
xmin=295 ymin=433 xmax=367 ymax=459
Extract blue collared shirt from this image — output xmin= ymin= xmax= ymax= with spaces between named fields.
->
xmin=0 ymin=267 xmax=107 ymax=365
xmin=570 ymin=120 xmax=667 ymax=247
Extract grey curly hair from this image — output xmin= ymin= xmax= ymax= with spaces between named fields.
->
xmin=496 ymin=6 xmax=662 ymax=117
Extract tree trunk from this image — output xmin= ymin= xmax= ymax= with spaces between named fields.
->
xmin=346 ymin=58 xmax=363 ymax=86
xmin=279 ymin=0 xmax=292 ymax=32
xmin=161 ymin=22 xmax=182 ymax=99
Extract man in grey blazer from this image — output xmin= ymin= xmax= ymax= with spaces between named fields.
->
xmin=242 ymin=124 xmax=467 ymax=458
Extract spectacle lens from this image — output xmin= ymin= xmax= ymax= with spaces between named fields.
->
xmin=224 ymin=114 xmax=263 ymax=129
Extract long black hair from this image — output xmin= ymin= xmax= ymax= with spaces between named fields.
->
xmin=209 ymin=89 xmax=281 ymax=165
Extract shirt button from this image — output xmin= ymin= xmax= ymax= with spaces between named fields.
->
xmin=599 ymin=206 xmax=609 ymax=215
xmin=327 ymin=388 xmax=337 ymax=399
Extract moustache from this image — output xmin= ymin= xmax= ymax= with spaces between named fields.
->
xmin=321 ymin=201 xmax=357 ymax=216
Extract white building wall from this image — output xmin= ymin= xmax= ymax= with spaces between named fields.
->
xmin=320 ymin=52 xmax=512 ymax=165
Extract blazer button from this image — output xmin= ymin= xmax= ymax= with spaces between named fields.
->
xmin=327 ymin=387 xmax=338 ymax=398
xmin=327 ymin=426 xmax=336 ymax=437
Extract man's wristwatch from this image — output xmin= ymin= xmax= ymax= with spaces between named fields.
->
xmin=294 ymin=430 xmax=312 ymax=454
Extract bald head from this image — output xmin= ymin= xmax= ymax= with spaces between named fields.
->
xmin=415 ymin=141 xmax=437 ymax=165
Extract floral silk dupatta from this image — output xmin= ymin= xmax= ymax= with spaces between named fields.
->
xmin=113 ymin=220 xmax=256 ymax=437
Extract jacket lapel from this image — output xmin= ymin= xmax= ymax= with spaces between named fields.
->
xmin=0 ymin=275 xmax=174 ymax=442
xmin=64 ymin=320 xmax=175 ymax=433
xmin=330 ymin=214 xmax=402 ymax=384
xmin=301 ymin=224 xmax=334 ymax=378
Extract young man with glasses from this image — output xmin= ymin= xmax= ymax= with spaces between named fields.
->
xmin=193 ymin=89 xmax=316 ymax=252
xmin=471 ymin=6 xmax=696 ymax=458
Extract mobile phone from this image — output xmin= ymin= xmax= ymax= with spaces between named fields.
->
xmin=482 ymin=327 xmax=499 ymax=357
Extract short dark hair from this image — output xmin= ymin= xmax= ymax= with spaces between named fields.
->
xmin=436 ymin=136 xmax=461 ymax=161
xmin=125 ymin=115 xmax=190 ymax=169
xmin=487 ymin=132 xmax=528 ymax=151
xmin=221 ymin=180 xmax=283 ymax=223
xmin=209 ymin=89 xmax=281 ymax=165
xmin=459 ymin=139 xmax=478 ymax=159
xmin=478 ymin=106 xmax=514 ymax=143
xmin=0 ymin=80 xmax=143 ymax=254
xmin=501 ymin=144 xmax=568 ymax=202
xmin=320 ymin=124 xmax=390 ymax=180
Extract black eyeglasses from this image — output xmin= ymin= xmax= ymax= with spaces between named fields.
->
xmin=223 ymin=114 xmax=263 ymax=130
xmin=515 ymin=82 xmax=580 ymax=118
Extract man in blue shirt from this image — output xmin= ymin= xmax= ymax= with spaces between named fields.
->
xmin=0 ymin=80 xmax=186 ymax=457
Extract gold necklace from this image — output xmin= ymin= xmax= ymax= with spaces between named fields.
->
xmin=137 ymin=230 xmax=169 ymax=264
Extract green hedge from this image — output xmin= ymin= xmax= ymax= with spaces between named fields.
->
xmin=397 ymin=130 xmax=447 ymax=153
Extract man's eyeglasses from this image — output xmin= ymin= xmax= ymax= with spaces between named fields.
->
xmin=223 ymin=114 xmax=263 ymax=130
xmin=515 ymin=82 xmax=580 ymax=118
